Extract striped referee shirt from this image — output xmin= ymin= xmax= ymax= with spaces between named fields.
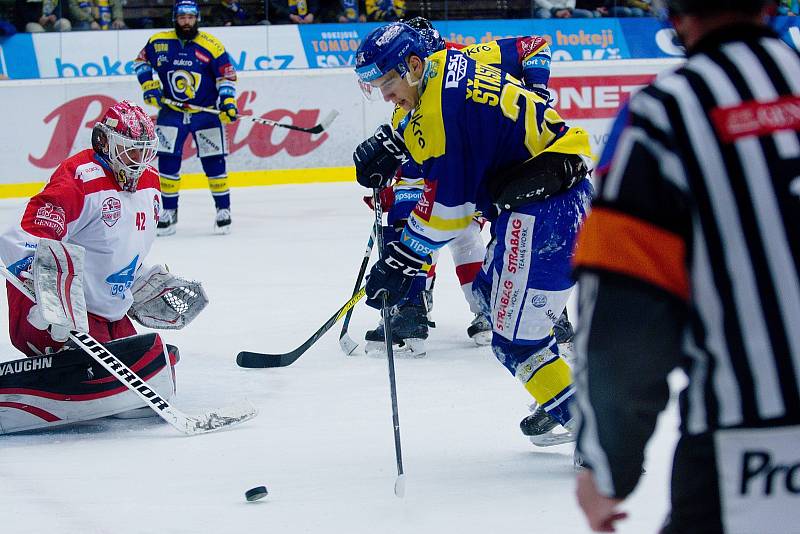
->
xmin=572 ymin=23 xmax=800 ymax=498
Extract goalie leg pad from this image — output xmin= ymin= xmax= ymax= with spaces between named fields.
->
xmin=0 ymin=333 xmax=176 ymax=434
xmin=32 ymin=238 xmax=89 ymax=333
xmin=128 ymin=265 xmax=208 ymax=330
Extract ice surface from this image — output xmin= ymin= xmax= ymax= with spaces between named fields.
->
xmin=0 ymin=183 xmax=679 ymax=533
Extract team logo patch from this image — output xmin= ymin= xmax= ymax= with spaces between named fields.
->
xmin=195 ymin=49 xmax=210 ymax=63
xmin=531 ymin=294 xmax=547 ymax=308
xmin=221 ymin=63 xmax=236 ymax=80
xmin=106 ymin=255 xmax=138 ymax=298
xmin=519 ymin=36 xmax=547 ymax=58
xmin=34 ymin=202 xmax=66 ymax=236
xmin=167 ymin=69 xmax=201 ymax=101
xmin=376 ymin=24 xmax=403 ymax=46
xmin=413 ymin=181 xmax=437 ymax=221
xmin=8 ymin=255 xmax=34 ymax=277
xmin=445 ymin=53 xmax=468 ymax=89
xmin=101 ymin=197 xmax=122 ymax=227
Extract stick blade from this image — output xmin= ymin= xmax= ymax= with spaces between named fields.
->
xmin=394 ymin=474 xmax=406 ymax=498
xmin=306 ymin=109 xmax=340 ymax=134
xmin=338 ymin=334 xmax=359 ymax=356
xmin=320 ymin=109 xmax=339 ymax=129
xmin=183 ymin=399 xmax=258 ymax=435
xmin=236 ymin=351 xmax=300 ymax=368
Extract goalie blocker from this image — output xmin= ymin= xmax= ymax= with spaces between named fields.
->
xmin=0 ymin=333 xmax=178 ymax=434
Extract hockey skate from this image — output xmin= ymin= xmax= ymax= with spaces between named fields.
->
xmin=520 ymin=403 xmax=576 ymax=447
xmin=365 ymin=302 xmax=431 ymax=358
xmin=554 ymin=310 xmax=576 ymax=365
xmin=157 ymin=208 xmax=177 ymax=236
xmin=214 ymin=208 xmax=231 ymax=235
xmin=467 ymin=313 xmax=492 ymax=346
xmin=553 ymin=309 xmax=574 ymax=344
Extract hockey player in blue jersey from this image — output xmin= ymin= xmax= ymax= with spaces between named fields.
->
xmin=353 ymin=23 xmax=593 ymax=445
xmin=363 ymin=17 xmax=558 ymax=357
xmin=134 ymin=0 xmax=237 ymax=236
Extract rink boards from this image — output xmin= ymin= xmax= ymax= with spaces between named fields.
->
xmin=0 ymin=59 xmax=680 ymax=197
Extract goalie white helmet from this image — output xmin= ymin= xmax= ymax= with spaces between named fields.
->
xmin=91 ymin=100 xmax=158 ymax=193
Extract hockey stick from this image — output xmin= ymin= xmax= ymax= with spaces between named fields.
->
xmin=161 ymin=97 xmax=339 ymax=135
xmin=372 ymin=188 xmax=406 ymax=498
xmin=338 ymin=225 xmax=376 ymax=355
xmin=237 ymin=286 xmax=366 ymax=368
xmin=0 ymin=265 xmax=257 ymax=436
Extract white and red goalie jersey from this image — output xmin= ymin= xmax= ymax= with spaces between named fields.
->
xmin=0 ymin=149 xmax=161 ymax=321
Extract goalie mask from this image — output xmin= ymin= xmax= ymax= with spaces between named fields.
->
xmin=92 ymin=100 xmax=158 ymax=193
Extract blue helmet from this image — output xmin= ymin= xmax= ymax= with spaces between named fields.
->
xmin=173 ymin=0 xmax=200 ymax=39
xmin=173 ymin=0 xmax=200 ymax=21
xmin=355 ymin=22 xmax=429 ymax=86
xmin=403 ymin=17 xmax=445 ymax=55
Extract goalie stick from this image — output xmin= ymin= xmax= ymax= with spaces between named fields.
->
xmin=339 ymin=225 xmax=376 ymax=355
xmin=0 ymin=264 xmax=257 ymax=436
xmin=160 ymin=98 xmax=339 ymax=135
xmin=237 ymin=286 xmax=366 ymax=368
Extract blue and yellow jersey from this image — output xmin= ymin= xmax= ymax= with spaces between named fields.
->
xmin=394 ymin=36 xmax=551 ymax=183
xmin=394 ymin=35 xmax=551 ymax=133
xmin=398 ymin=48 xmax=592 ymax=258
xmin=134 ymin=30 xmax=237 ymax=111
xmin=459 ymin=36 xmax=551 ymax=94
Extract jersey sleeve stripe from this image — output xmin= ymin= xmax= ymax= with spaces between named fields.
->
xmin=574 ymin=207 xmax=689 ymax=301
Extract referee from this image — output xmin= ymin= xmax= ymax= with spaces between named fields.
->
xmin=571 ymin=0 xmax=800 ymax=532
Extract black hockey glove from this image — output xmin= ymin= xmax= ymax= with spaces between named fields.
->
xmin=353 ymin=124 xmax=409 ymax=189
xmin=365 ymin=241 xmax=427 ymax=309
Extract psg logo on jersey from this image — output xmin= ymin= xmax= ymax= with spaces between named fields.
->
xmin=101 ymin=196 xmax=122 ymax=227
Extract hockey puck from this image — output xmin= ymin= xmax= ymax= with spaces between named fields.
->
xmin=245 ymin=486 xmax=268 ymax=502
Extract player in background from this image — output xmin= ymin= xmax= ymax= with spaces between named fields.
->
xmin=134 ymin=0 xmax=238 ymax=236
xmin=0 ymin=100 xmax=207 ymax=430
xmin=353 ymin=23 xmax=593 ymax=446
xmin=361 ymin=16 xmax=558 ymax=359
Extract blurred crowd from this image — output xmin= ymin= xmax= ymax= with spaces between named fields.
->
xmin=0 ymin=0 xmax=796 ymax=35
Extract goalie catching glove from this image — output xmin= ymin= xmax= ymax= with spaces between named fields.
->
xmin=127 ymin=264 xmax=208 ymax=330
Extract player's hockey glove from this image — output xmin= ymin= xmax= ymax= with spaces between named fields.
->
xmin=365 ymin=241 xmax=427 ymax=309
xmin=218 ymin=96 xmax=238 ymax=124
xmin=354 ymin=124 xmax=409 ymax=189
xmin=141 ymin=79 xmax=162 ymax=109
